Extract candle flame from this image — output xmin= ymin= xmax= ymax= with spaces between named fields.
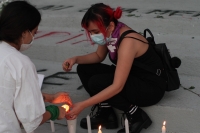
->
xmin=99 ymin=125 xmax=101 ymax=130
xmin=62 ymin=104 xmax=69 ymax=112
xmin=163 ymin=121 xmax=166 ymax=126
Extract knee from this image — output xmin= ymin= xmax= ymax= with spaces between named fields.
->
xmin=88 ymin=76 xmax=97 ymax=89
xmin=88 ymin=76 xmax=101 ymax=95
xmin=88 ymin=75 xmax=112 ymax=95
xmin=76 ymin=64 xmax=87 ymax=75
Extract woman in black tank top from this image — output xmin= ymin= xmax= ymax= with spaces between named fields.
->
xmin=63 ymin=3 xmax=167 ymax=133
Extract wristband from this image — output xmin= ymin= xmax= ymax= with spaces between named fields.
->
xmin=45 ymin=105 xmax=59 ymax=121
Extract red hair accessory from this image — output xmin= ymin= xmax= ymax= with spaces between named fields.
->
xmin=113 ymin=7 xmax=122 ymax=19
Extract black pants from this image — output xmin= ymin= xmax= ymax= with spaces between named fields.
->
xmin=77 ymin=63 xmax=166 ymax=112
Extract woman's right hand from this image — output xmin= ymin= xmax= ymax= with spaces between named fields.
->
xmin=65 ymin=102 xmax=85 ymax=120
xmin=57 ymin=106 xmax=67 ymax=120
xmin=62 ymin=57 xmax=77 ymax=72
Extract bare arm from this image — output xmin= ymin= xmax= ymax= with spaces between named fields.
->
xmin=63 ymin=44 xmax=108 ymax=71
xmin=39 ymin=111 xmax=51 ymax=125
xmin=42 ymin=93 xmax=53 ymax=103
xmin=75 ymin=45 xmax=108 ymax=64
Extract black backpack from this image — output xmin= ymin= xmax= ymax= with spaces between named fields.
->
xmin=119 ymin=29 xmax=181 ymax=91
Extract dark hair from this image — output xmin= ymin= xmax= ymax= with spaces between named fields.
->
xmin=81 ymin=3 xmax=122 ymax=36
xmin=0 ymin=1 xmax=41 ymax=45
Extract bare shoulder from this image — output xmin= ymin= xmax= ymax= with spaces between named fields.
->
xmin=118 ymin=25 xmax=149 ymax=58
xmin=119 ymin=25 xmax=148 ymax=44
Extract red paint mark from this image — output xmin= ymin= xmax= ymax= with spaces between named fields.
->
xmin=72 ymin=40 xmax=89 ymax=45
xmin=56 ymin=34 xmax=83 ymax=44
xmin=35 ymin=31 xmax=70 ymax=39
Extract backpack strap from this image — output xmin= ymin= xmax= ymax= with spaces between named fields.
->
xmin=143 ymin=29 xmax=155 ymax=43
xmin=118 ymin=30 xmax=149 ymax=45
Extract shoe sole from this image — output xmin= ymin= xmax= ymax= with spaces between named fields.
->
xmin=80 ymin=121 xmax=118 ymax=129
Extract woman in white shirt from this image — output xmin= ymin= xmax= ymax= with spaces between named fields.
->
xmin=0 ymin=1 xmax=71 ymax=133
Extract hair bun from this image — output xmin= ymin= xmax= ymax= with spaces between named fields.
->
xmin=113 ymin=7 xmax=122 ymax=19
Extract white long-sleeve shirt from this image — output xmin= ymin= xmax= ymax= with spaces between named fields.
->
xmin=0 ymin=41 xmax=45 ymax=133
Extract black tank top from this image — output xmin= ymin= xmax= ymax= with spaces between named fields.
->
xmin=109 ymin=36 xmax=164 ymax=79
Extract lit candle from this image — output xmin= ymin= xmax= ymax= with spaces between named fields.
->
xmin=98 ymin=125 xmax=102 ymax=133
xmin=62 ymin=104 xmax=70 ymax=112
xmin=162 ymin=121 xmax=166 ymax=133
xmin=50 ymin=120 xmax=55 ymax=132
xmin=125 ymin=118 xmax=129 ymax=133
xmin=86 ymin=115 xmax=92 ymax=133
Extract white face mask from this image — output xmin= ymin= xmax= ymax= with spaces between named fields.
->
xmin=91 ymin=33 xmax=106 ymax=45
xmin=90 ymin=27 xmax=112 ymax=45
xmin=20 ymin=31 xmax=34 ymax=51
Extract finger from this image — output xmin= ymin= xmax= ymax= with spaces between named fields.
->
xmin=63 ymin=62 xmax=71 ymax=71
xmin=65 ymin=62 xmax=70 ymax=68
xmin=65 ymin=96 xmax=73 ymax=105
xmin=65 ymin=114 xmax=76 ymax=120
xmin=63 ymin=61 xmax=68 ymax=65
xmin=65 ymin=115 xmax=71 ymax=120
xmin=66 ymin=110 xmax=73 ymax=116
xmin=71 ymin=115 xmax=77 ymax=120
xmin=63 ymin=96 xmax=72 ymax=104
xmin=62 ymin=63 xmax=69 ymax=71
xmin=63 ymin=66 xmax=68 ymax=71
xmin=62 ymin=63 xmax=67 ymax=69
xmin=68 ymin=63 xmax=73 ymax=70
xmin=63 ymin=66 xmax=67 ymax=71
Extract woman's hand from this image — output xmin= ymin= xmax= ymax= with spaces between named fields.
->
xmin=51 ymin=92 xmax=73 ymax=107
xmin=57 ymin=106 xmax=67 ymax=120
xmin=62 ymin=57 xmax=77 ymax=72
xmin=66 ymin=102 xmax=85 ymax=120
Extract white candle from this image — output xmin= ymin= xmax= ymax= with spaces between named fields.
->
xmin=86 ymin=115 xmax=92 ymax=133
xmin=98 ymin=125 xmax=102 ymax=133
xmin=125 ymin=118 xmax=129 ymax=133
xmin=162 ymin=121 xmax=166 ymax=133
xmin=50 ymin=120 xmax=55 ymax=132
xmin=66 ymin=118 xmax=77 ymax=133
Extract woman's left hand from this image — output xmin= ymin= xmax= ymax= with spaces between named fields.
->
xmin=51 ymin=92 xmax=73 ymax=107
xmin=66 ymin=102 xmax=85 ymax=120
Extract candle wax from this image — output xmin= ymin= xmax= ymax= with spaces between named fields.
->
xmin=86 ymin=115 xmax=92 ymax=133
xmin=98 ymin=130 xmax=102 ymax=133
xmin=162 ymin=126 xmax=166 ymax=133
